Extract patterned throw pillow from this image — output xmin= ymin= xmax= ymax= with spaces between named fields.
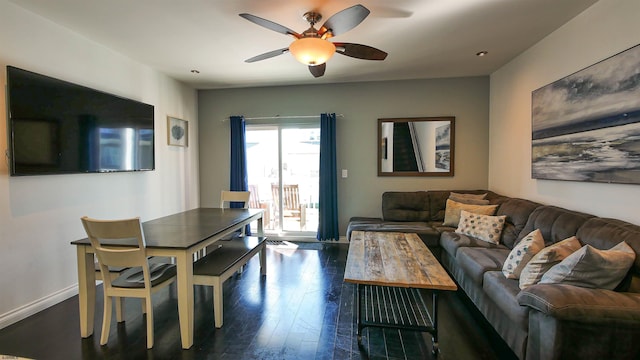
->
xmin=519 ymin=236 xmax=581 ymax=289
xmin=540 ymin=241 xmax=636 ymax=290
xmin=455 ymin=210 xmax=506 ymax=244
xmin=443 ymin=199 xmax=498 ymax=227
xmin=502 ymin=229 xmax=545 ymax=279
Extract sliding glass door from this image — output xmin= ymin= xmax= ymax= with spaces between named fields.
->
xmin=246 ymin=122 xmax=320 ymax=237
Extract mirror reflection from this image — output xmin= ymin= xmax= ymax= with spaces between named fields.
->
xmin=378 ymin=117 xmax=455 ymax=176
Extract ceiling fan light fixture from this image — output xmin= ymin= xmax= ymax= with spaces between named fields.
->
xmin=289 ymin=37 xmax=336 ymax=66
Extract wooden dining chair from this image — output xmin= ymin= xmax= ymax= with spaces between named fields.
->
xmin=80 ymin=216 xmax=177 ymax=349
xmin=201 ymin=190 xmax=253 ymax=258
xmin=220 ymin=190 xmax=251 ymax=235
xmin=220 ymin=190 xmax=251 ymax=209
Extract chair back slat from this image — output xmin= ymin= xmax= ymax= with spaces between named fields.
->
xmin=97 ymin=247 xmax=147 ymax=268
xmin=220 ymin=191 xmax=250 ymax=209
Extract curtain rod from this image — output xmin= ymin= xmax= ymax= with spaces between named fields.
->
xmin=221 ymin=114 xmax=343 ymax=122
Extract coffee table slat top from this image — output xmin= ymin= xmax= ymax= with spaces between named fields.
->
xmin=344 ymin=231 xmax=457 ymax=291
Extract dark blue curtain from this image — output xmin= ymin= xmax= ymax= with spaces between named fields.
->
xmin=317 ymin=113 xmax=339 ymax=241
xmin=230 ymin=115 xmax=248 ymax=196
xmin=229 ymin=115 xmax=251 ymax=234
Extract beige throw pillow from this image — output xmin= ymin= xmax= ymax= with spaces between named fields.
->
xmin=443 ymin=199 xmax=498 ymax=227
xmin=455 ymin=210 xmax=506 ymax=244
xmin=502 ymin=229 xmax=545 ymax=279
xmin=450 ymin=192 xmax=487 ymax=200
xmin=540 ymin=241 xmax=636 ymax=290
xmin=519 ymin=236 xmax=581 ymax=289
xmin=449 ymin=194 xmax=490 ymax=205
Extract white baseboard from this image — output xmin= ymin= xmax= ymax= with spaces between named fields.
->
xmin=0 ymin=284 xmax=78 ymax=330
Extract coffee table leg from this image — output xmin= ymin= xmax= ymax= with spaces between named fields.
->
xmin=432 ymin=291 xmax=440 ymax=356
xmin=356 ymin=283 xmax=363 ymax=342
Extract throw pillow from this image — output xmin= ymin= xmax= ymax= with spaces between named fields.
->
xmin=502 ymin=229 xmax=545 ymax=279
xmin=455 ymin=210 xmax=506 ymax=244
xmin=442 ymin=199 xmax=498 ymax=227
xmin=519 ymin=236 xmax=581 ymax=289
xmin=449 ymin=194 xmax=490 ymax=205
xmin=539 ymin=241 xmax=636 ymax=290
xmin=450 ymin=192 xmax=487 ymax=200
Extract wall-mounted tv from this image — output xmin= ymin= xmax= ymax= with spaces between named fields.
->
xmin=6 ymin=66 xmax=155 ymax=176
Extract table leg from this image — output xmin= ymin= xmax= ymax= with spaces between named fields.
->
xmin=258 ymin=215 xmax=266 ymax=275
xmin=432 ymin=291 xmax=440 ymax=356
xmin=260 ymin=244 xmax=267 ymax=276
xmin=356 ymin=283 xmax=363 ymax=342
xmin=77 ymin=245 xmax=96 ymax=338
xmin=257 ymin=214 xmax=264 ymax=235
xmin=175 ymin=251 xmax=194 ymax=349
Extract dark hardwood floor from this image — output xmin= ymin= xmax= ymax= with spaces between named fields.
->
xmin=0 ymin=242 xmax=517 ymax=360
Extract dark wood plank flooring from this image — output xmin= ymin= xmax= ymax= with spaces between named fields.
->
xmin=0 ymin=242 xmax=517 ymax=360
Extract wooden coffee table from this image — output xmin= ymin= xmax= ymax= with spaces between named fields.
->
xmin=344 ymin=231 xmax=457 ymax=356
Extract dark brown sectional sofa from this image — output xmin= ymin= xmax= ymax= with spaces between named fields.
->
xmin=346 ymin=190 xmax=640 ymax=360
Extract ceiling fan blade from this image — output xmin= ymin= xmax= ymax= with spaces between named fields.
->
xmin=334 ymin=43 xmax=387 ymax=60
xmin=318 ymin=4 xmax=370 ymax=37
xmin=245 ymin=48 xmax=289 ymax=63
xmin=239 ymin=13 xmax=301 ymax=38
xmin=309 ymin=63 xmax=326 ymax=78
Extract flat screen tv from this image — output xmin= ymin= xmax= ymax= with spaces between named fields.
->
xmin=6 ymin=66 xmax=155 ymax=176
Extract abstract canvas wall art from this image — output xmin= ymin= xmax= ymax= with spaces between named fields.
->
xmin=531 ymin=44 xmax=640 ymax=184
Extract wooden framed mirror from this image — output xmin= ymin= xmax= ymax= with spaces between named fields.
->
xmin=378 ymin=117 xmax=455 ymax=176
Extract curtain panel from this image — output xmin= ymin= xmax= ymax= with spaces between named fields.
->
xmin=317 ymin=113 xmax=339 ymax=241
xmin=229 ymin=115 xmax=251 ymax=235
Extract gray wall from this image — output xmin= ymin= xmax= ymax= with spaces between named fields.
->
xmin=489 ymin=0 xmax=640 ymax=226
xmin=0 ymin=1 xmax=198 ymax=327
xmin=199 ymin=77 xmax=489 ymax=236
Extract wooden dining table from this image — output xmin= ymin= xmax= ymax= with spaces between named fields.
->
xmin=70 ymin=207 xmax=264 ymax=349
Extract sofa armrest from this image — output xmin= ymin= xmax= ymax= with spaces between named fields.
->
xmin=517 ymin=284 xmax=640 ymax=325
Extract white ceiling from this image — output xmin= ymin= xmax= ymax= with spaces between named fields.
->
xmin=9 ymin=0 xmax=598 ymax=89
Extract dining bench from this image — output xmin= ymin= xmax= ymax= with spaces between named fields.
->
xmin=193 ymin=236 xmax=267 ymax=328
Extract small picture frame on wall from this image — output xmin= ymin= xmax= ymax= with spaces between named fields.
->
xmin=167 ymin=116 xmax=188 ymax=147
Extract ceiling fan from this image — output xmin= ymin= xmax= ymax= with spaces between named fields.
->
xmin=239 ymin=4 xmax=388 ymax=78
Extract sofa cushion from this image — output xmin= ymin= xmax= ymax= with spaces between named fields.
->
xmin=495 ymin=198 xmax=542 ymax=249
xmin=540 ymin=242 xmax=636 ymax=290
xmin=443 ymin=200 xmax=498 ymax=227
xmin=457 ymin=247 xmax=510 ymax=285
xmin=455 ymin=210 xmax=506 ymax=244
xmin=440 ymin=231 xmax=509 ymax=258
xmin=502 ymin=229 xmax=545 ymax=279
xmin=516 ymin=205 xmax=594 ymax=246
xmin=519 ymin=236 xmax=582 ymax=289
xmin=517 ymin=283 xmax=640 ymax=323
xmin=382 ymin=191 xmax=430 ymax=221
xmin=576 ymin=217 xmax=640 ymax=292
xmin=346 ymin=217 xmax=383 ymax=240
xmin=346 ymin=220 xmax=440 ymax=246
xmin=429 ymin=221 xmax=457 ymax=234
xmin=483 ymin=271 xmax=529 ymax=330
